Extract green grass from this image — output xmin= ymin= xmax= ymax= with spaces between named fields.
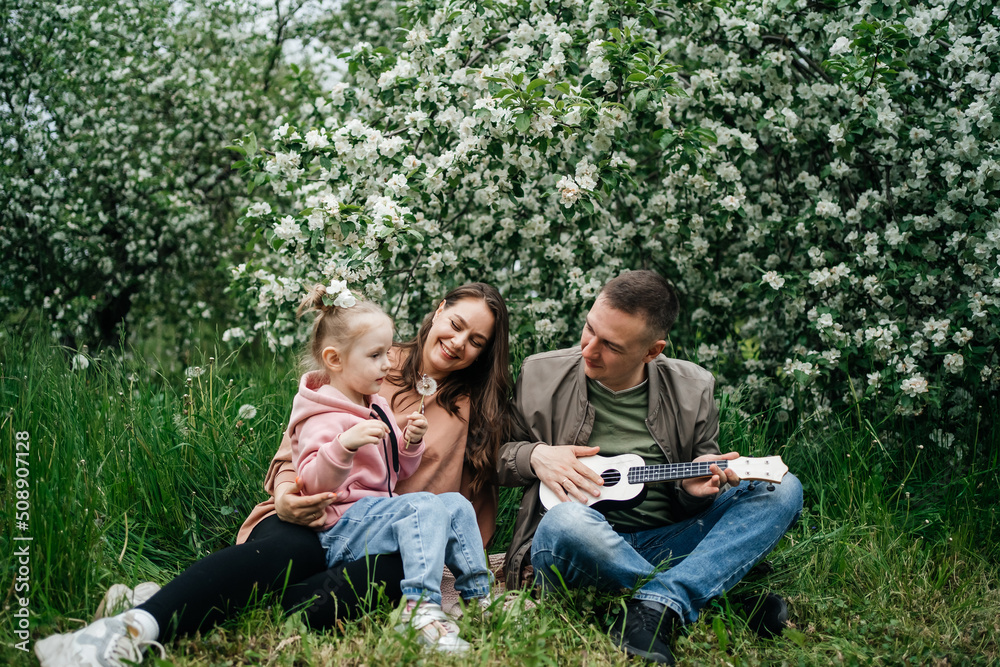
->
xmin=2 ymin=330 xmax=998 ymax=665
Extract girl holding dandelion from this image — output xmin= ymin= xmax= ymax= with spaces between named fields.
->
xmin=36 ymin=283 xmax=512 ymax=665
xmin=284 ymin=284 xmax=493 ymax=651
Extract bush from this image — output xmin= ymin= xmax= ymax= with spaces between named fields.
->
xmin=233 ymin=0 xmax=998 ymax=445
xmin=0 ymin=0 xmax=320 ymax=347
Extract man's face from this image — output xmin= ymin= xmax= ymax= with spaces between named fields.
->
xmin=579 ymin=296 xmax=664 ymax=392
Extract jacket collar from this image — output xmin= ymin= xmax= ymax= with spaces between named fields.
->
xmin=646 ymin=355 xmax=664 ymax=422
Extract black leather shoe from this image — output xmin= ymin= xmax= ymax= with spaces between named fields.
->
xmin=608 ymin=599 xmax=678 ymax=665
xmin=733 ymin=592 xmax=788 ymax=638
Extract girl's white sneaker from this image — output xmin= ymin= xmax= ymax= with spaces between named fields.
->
xmin=396 ymin=601 xmax=469 ymax=653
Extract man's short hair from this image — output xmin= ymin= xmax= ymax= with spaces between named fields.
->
xmin=598 ymin=270 xmax=679 ymax=340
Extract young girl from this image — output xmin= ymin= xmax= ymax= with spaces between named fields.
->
xmin=289 ymin=284 xmax=491 ymax=652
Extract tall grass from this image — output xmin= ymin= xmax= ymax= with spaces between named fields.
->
xmin=1 ymin=332 xmax=294 ymax=620
xmin=2 ymin=331 xmax=998 ymax=665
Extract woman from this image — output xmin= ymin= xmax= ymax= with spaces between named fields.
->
xmin=36 ymin=283 xmax=512 ymax=666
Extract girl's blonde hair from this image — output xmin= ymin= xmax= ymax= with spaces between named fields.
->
xmin=297 ymin=284 xmax=389 ymax=376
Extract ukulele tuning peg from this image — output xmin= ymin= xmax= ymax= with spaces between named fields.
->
xmin=767 ymin=483 xmax=776 ymax=492
xmin=747 ymin=483 xmax=756 ymax=491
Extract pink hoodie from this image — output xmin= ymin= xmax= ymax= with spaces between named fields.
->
xmin=288 ymin=371 xmax=425 ymax=530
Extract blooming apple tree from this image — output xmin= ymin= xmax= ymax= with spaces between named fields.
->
xmin=0 ymin=0 xmax=333 ymax=346
xmin=232 ymin=0 xmax=998 ymax=442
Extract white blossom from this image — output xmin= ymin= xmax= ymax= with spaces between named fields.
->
xmin=761 ymin=271 xmax=785 ymax=290
xmin=830 ymin=36 xmax=852 ymax=55
xmin=246 ymin=202 xmax=272 ymax=217
xmin=900 ymin=374 xmax=929 ymax=397
xmin=943 ymin=354 xmax=964 ymax=374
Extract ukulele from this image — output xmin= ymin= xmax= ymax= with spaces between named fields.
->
xmin=539 ymin=453 xmax=788 ymax=511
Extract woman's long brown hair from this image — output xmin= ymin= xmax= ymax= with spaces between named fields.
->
xmin=387 ymin=283 xmax=513 ymax=496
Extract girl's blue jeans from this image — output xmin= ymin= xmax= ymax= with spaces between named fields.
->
xmin=318 ymin=491 xmax=491 ymax=605
xmin=531 ymin=474 xmax=803 ymax=624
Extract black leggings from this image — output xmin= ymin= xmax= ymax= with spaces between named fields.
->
xmin=137 ymin=515 xmax=405 ymax=640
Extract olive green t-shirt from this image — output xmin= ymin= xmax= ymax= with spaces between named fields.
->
xmin=587 ymin=378 xmax=675 ymax=531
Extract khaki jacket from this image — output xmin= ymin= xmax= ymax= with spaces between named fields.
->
xmin=498 ymin=347 xmax=720 ymax=589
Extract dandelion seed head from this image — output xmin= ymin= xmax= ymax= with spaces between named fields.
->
xmin=416 ymin=374 xmax=438 ymax=397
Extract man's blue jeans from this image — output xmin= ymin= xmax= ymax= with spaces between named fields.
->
xmin=318 ymin=492 xmax=491 ymax=605
xmin=531 ymin=474 xmax=803 ymax=624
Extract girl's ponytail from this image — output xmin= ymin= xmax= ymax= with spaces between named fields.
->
xmin=297 ymin=282 xmax=388 ymax=376
xmin=297 ymin=283 xmax=331 ymax=319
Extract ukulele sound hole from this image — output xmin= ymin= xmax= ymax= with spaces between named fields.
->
xmin=601 ymin=470 xmax=621 ymax=487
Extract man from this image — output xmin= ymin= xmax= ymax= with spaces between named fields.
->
xmin=498 ymin=270 xmax=802 ymax=664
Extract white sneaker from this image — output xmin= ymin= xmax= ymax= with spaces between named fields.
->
xmin=395 ymin=601 xmax=470 ymax=653
xmin=35 ymin=612 xmax=166 ymax=666
xmin=501 ymin=590 xmax=538 ymax=616
xmin=453 ymin=592 xmax=496 ymax=620
xmin=94 ymin=582 xmax=161 ymax=620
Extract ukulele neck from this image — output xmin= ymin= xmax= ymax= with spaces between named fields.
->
xmin=627 ymin=461 xmax=727 ymax=484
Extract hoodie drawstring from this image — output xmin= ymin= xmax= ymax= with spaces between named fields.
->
xmin=370 ymin=404 xmax=399 ymax=497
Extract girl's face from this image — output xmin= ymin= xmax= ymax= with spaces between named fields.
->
xmin=422 ymin=298 xmax=495 ymax=379
xmin=324 ymin=313 xmax=394 ymax=405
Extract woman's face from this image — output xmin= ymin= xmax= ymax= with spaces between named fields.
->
xmin=421 ymin=297 xmax=496 ymax=379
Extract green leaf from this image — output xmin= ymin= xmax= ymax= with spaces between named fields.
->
xmin=526 ymin=78 xmax=547 ymax=93
xmin=225 ymin=145 xmax=247 ymax=156
xmin=243 ymin=227 xmax=263 ymax=253
xmin=515 ymin=112 xmax=532 ymax=133
xmin=712 ymin=615 xmax=729 ymax=651
xmin=626 ymin=72 xmax=648 ymax=83
xmin=785 ymin=628 xmax=807 ymax=647
xmin=634 ymin=88 xmax=651 ymax=110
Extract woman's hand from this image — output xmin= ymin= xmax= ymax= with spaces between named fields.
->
xmin=341 ymin=419 xmax=390 ymax=452
xmin=274 ymin=480 xmax=335 ymax=528
xmin=403 ymin=411 xmax=429 ymax=444
xmin=680 ymin=451 xmax=741 ymax=498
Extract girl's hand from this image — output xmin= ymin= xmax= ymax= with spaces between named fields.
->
xmin=403 ymin=412 xmax=429 ymax=444
xmin=274 ymin=480 xmax=335 ymax=528
xmin=341 ymin=419 xmax=390 ymax=452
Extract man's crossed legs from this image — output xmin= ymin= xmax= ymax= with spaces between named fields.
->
xmin=531 ymin=475 xmax=803 ymax=663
